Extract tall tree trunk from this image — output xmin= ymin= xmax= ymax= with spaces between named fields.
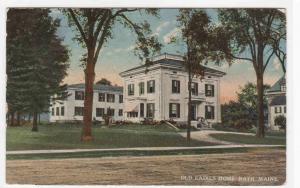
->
xmin=81 ymin=61 xmax=95 ymax=141
xmin=10 ymin=111 xmax=15 ymax=126
xmin=16 ymin=112 xmax=20 ymax=126
xmin=256 ymin=72 xmax=265 ymax=138
xmin=32 ymin=111 xmax=38 ymax=132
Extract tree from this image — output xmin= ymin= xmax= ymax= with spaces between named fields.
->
xmin=271 ymin=10 xmax=286 ymax=73
xmin=174 ymin=9 xmax=222 ymax=143
xmin=274 ymin=115 xmax=286 ymax=132
xmin=237 ymin=82 xmax=270 ymax=124
xmin=64 ymin=8 xmax=161 ymax=141
xmin=214 ymin=9 xmax=286 ymax=137
xmin=96 ymin=78 xmax=112 ymax=85
xmin=7 ymin=9 xmax=69 ymax=131
xmin=222 ymin=83 xmax=269 ymax=131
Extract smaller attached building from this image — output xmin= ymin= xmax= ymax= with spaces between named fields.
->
xmin=49 ymin=84 xmax=124 ymax=123
xmin=266 ymin=76 xmax=286 ymax=130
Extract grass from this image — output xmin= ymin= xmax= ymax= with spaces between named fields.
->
xmin=6 ymin=123 xmax=214 ymax=151
xmin=210 ymin=133 xmax=286 ymax=145
xmin=6 ymin=146 xmax=286 ymax=160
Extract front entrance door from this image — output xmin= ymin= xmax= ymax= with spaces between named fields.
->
xmin=191 ymin=105 xmax=197 ymax=121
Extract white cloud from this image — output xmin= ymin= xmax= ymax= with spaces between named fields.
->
xmin=150 ymin=21 xmax=171 ymax=36
xmin=163 ymin=27 xmax=182 ymax=44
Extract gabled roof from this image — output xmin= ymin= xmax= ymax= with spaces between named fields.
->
xmin=68 ymin=83 xmax=123 ymax=92
xmin=119 ymin=53 xmax=226 ymax=76
xmin=267 ymin=76 xmax=286 ymax=93
xmin=270 ymin=95 xmax=286 ymax=106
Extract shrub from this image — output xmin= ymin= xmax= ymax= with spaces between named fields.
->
xmin=274 ymin=115 xmax=286 ymax=131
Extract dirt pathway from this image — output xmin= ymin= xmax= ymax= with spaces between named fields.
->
xmin=6 ymin=149 xmax=285 ymax=185
xmin=180 ymin=130 xmax=254 ymax=145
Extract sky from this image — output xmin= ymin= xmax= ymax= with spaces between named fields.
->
xmin=50 ymin=9 xmax=285 ymax=104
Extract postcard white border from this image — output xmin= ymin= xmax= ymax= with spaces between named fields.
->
xmin=0 ymin=0 xmax=298 ymax=188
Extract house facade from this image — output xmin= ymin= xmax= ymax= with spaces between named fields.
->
xmin=119 ymin=54 xmax=226 ymax=125
xmin=49 ymin=84 xmax=124 ymax=123
xmin=266 ymin=75 xmax=286 ymax=130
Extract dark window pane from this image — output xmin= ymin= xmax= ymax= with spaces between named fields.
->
xmin=75 ymin=91 xmax=85 ymax=100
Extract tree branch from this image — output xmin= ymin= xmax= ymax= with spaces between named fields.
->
xmin=68 ymin=9 xmax=88 ymax=47
xmin=93 ymin=16 xmax=112 ymax=64
xmin=263 ymin=50 xmax=275 ymax=73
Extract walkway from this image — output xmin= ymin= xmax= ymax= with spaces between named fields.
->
xmin=179 ymin=130 xmax=254 ymax=145
xmin=7 ymin=144 xmax=284 ymax=155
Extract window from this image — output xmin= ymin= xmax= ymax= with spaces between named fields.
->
xmin=107 ymin=94 xmax=115 ymax=103
xmin=75 ymin=91 xmax=84 ymax=100
xmin=51 ymin=108 xmax=54 ymax=116
xmin=56 ymin=107 xmax=59 ymax=116
xmin=281 ymin=84 xmax=286 ymax=92
xmin=127 ymin=112 xmax=138 ymax=117
xmin=191 ymin=82 xmax=198 ymax=96
xmin=169 ymin=103 xmax=180 ymax=118
xmin=205 ymin=105 xmax=215 ymax=119
xmin=275 ymin=106 xmax=282 ymax=114
xmin=147 ymin=80 xmax=155 ymax=93
xmin=119 ymin=95 xmax=123 ymax=103
xmin=74 ymin=107 xmax=84 ymax=116
xmin=98 ymin=93 xmax=105 ymax=102
xmin=146 ymin=103 xmax=155 ymax=118
xmin=118 ymin=109 xmax=123 ymax=116
xmin=140 ymin=103 xmax=144 ymax=117
xmin=61 ymin=106 xmax=65 ymax=116
xmin=128 ymin=84 xmax=134 ymax=96
xmin=96 ymin=108 xmax=105 ymax=117
xmin=205 ymin=84 xmax=214 ymax=97
xmin=107 ymin=108 xmax=115 ymax=116
xmin=172 ymin=80 xmax=180 ymax=93
xmin=284 ymin=106 xmax=286 ymax=113
xmin=139 ymin=82 xmax=145 ymax=95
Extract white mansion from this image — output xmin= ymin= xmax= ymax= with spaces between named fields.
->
xmin=49 ymin=54 xmax=225 ymax=125
xmin=266 ymin=75 xmax=286 ymax=130
xmin=119 ymin=54 xmax=225 ymax=124
xmin=49 ymin=84 xmax=124 ymax=122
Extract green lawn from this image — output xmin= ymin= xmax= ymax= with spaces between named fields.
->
xmin=6 ymin=123 xmax=214 ymax=151
xmin=210 ymin=133 xmax=286 ymax=145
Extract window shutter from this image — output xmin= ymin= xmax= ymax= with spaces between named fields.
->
xmin=169 ymin=103 xmax=172 ymax=118
xmin=205 ymin=84 xmax=208 ymax=96
xmin=153 ymin=80 xmax=155 ymax=92
xmin=177 ymin=104 xmax=180 ymax=118
xmin=178 ymin=81 xmax=180 ymax=93
xmin=212 ymin=85 xmax=215 ymax=97
xmin=212 ymin=106 xmax=215 ymax=119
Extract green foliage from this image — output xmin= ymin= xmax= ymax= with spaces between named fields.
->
xmin=63 ymin=8 xmax=162 ymax=65
xmin=210 ymin=133 xmax=286 ymax=145
xmin=96 ymin=78 xmax=111 ymax=85
xmin=222 ymin=82 xmax=270 ymax=130
xmin=274 ymin=115 xmax=286 ymax=130
xmin=6 ymin=9 xmax=69 ymax=117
